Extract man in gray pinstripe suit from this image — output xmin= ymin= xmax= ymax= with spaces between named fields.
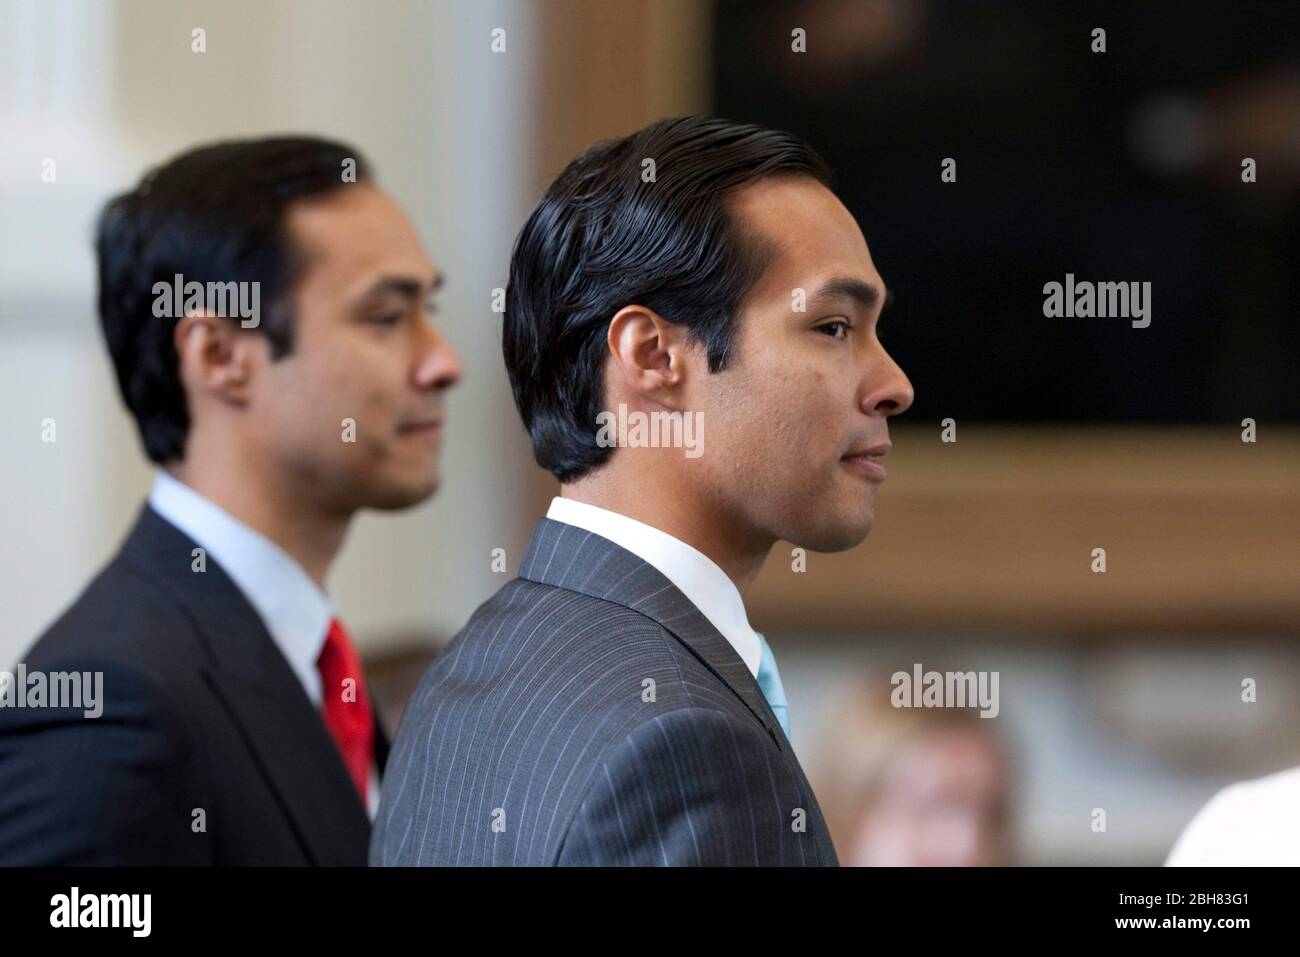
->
xmin=373 ymin=116 xmax=914 ymax=866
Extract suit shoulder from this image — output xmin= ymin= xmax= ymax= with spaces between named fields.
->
xmin=20 ymin=554 xmax=206 ymax=698
xmin=432 ymin=576 xmax=704 ymax=707
xmin=591 ymin=705 xmax=781 ymax=778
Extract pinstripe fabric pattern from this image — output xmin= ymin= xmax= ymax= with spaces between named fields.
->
xmin=371 ymin=519 xmax=839 ymax=866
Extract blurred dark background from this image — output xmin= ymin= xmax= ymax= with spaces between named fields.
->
xmin=714 ymin=0 xmax=1300 ymax=424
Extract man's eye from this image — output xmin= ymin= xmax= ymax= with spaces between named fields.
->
xmin=370 ymin=312 xmax=403 ymax=327
xmin=817 ymin=320 xmax=851 ymax=339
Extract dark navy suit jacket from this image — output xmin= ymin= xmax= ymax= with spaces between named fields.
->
xmin=0 ymin=506 xmax=387 ymax=865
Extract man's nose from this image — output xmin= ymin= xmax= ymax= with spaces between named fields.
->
xmin=413 ymin=323 xmax=463 ymax=391
xmin=859 ymin=346 xmax=914 ymax=417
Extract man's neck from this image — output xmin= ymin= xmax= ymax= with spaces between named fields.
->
xmin=166 ymin=462 xmax=349 ymax=588
xmin=559 ymin=477 xmax=773 ymax=593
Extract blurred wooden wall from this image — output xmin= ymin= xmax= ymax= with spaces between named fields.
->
xmin=535 ymin=0 xmax=713 ymax=186
xmin=747 ymin=425 xmax=1300 ymax=637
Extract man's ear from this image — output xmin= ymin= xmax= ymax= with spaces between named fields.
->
xmin=173 ymin=312 xmax=259 ymax=406
xmin=606 ymin=305 xmax=692 ymax=406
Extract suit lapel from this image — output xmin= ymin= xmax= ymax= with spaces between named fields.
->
xmin=517 ymin=518 xmax=786 ymax=750
xmin=521 ymin=517 xmax=840 ymax=864
xmin=118 ymin=506 xmax=370 ymax=865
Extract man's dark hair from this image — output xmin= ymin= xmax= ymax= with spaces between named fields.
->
xmin=503 ymin=115 xmax=832 ymax=483
xmin=96 ymin=135 xmax=371 ymax=464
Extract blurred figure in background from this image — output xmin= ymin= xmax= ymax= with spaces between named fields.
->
xmin=812 ymin=676 xmax=1014 ymax=866
xmin=0 ymin=137 xmax=462 ymax=865
xmin=1166 ymin=764 xmax=1300 ymax=866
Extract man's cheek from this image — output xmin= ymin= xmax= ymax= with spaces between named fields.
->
xmin=359 ymin=388 xmax=402 ymax=454
xmin=320 ymin=350 xmax=384 ymax=438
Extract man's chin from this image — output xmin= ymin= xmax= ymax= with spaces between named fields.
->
xmin=787 ymin=507 xmax=875 ymax=553
xmin=364 ymin=474 xmax=442 ymax=511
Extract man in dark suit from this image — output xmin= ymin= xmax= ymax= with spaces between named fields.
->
xmin=0 ymin=137 xmax=462 ymax=864
xmin=373 ymin=116 xmax=913 ymax=866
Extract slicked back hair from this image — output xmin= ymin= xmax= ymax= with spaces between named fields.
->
xmin=504 ymin=116 xmax=832 ymax=483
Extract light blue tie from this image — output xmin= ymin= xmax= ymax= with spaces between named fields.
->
xmin=754 ymin=632 xmax=791 ymax=739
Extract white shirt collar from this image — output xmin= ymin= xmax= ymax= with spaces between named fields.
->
xmin=545 ymin=497 xmax=762 ymax=678
xmin=147 ymin=471 xmax=334 ymax=708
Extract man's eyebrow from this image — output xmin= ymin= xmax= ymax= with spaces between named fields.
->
xmin=808 ymin=277 xmax=892 ymax=312
xmin=358 ymin=273 xmax=444 ymax=302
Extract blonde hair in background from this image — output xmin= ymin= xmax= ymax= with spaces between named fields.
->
xmin=810 ymin=672 xmax=1015 ymax=864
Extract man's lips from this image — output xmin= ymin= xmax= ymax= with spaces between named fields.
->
xmin=397 ymin=418 xmax=444 ymax=439
xmin=840 ymin=442 xmax=890 ymax=482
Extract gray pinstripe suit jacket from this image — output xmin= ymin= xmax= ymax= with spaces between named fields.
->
xmin=370 ymin=518 xmax=839 ymax=866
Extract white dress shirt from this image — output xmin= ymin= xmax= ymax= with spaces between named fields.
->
xmin=1165 ymin=765 xmax=1300 ymax=866
xmin=148 ymin=471 xmax=379 ymax=818
xmin=545 ymin=496 xmax=762 ymax=678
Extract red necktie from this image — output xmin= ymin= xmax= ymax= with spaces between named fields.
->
xmin=316 ymin=618 xmax=374 ymax=803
